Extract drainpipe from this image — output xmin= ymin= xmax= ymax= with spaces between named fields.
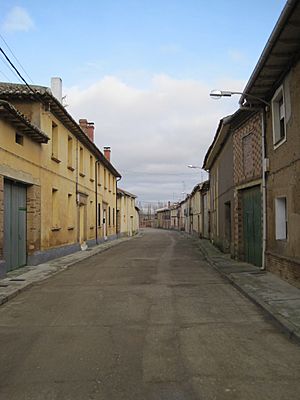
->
xmin=261 ymin=107 xmax=267 ymax=270
xmin=76 ymin=138 xmax=79 ymax=243
xmin=95 ymin=160 xmax=100 ymax=245
xmin=116 ymin=176 xmax=121 ymax=235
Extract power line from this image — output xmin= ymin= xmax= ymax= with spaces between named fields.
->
xmin=0 ymin=53 xmax=20 ymax=82
xmin=0 ymin=45 xmax=47 ymax=106
xmin=0 ymin=33 xmax=34 ymax=84
xmin=0 ymin=67 xmax=11 ymax=82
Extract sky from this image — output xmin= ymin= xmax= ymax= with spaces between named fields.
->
xmin=0 ymin=0 xmax=286 ymax=204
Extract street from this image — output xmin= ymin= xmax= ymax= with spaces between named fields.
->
xmin=0 ymin=229 xmax=299 ymax=399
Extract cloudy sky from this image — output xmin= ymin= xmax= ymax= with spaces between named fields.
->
xmin=0 ymin=1 xmax=286 ymax=203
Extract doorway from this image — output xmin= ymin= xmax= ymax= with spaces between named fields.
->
xmin=4 ymin=179 xmax=27 ymax=271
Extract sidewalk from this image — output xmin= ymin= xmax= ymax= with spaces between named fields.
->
xmin=0 ymin=234 xmax=140 ymax=306
xmin=196 ymin=237 xmax=300 ymax=344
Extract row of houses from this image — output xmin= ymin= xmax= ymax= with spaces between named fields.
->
xmin=0 ymin=78 xmax=139 ymax=277
xmin=156 ymin=0 xmax=300 ymax=288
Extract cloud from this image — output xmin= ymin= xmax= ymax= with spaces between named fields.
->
xmin=2 ymin=6 xmax=34 ymax=33
xmin=66 ymin=74 xmax=244 ymax=202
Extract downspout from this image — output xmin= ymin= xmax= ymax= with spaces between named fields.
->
xmin=76 ymin=138 xmax=79 ymax=243
xmin=261 ymin=107 xmax=267 ymax=270
xmin=116 ymin=176 xmax=121 ymax=236
xmin=95 ymin=160 xmax=100 ymax=245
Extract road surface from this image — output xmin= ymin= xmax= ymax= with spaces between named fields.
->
xmin=0 ymin=229 xmax=299 ymax=399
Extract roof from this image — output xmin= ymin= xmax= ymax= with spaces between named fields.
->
xmin=202 ymin=108 xmax=257 ymax=171
xmin=117 ymin=188 xmax=137 ymax=198
xmin=0 ymin=100 xmax=49 ymax=143
xmin=156 ymin=207 xmax=170 ymax=213
xmin=0 ymin=82 xmax=121 ymax=178
xmin=202 ymin=115 xmax=232 ymax=170
xmin=240 ymin=0 xmax=300 ymax=105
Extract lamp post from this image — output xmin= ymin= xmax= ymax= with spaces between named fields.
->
xmin=210 ymin=89 xmax=268 ymax=270
xmin=187 ymin=165 xmax=208 ymax=182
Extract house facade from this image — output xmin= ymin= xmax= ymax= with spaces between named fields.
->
xmin=0 ymin=80 xmax=121 ymax=276
xmin=203 ymin=117 xmax=234 ymax=253
xmin=117 ymin=188 xmax=139 ymax=236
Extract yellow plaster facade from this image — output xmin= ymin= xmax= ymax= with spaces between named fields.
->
xmin=0 ymin=84 xmax=121 ymax=275
xmin=117 ymin=188 xmax=139 ymax=236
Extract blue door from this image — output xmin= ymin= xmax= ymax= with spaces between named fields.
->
xmin=4 ymin=180 xmax=27 ymax=271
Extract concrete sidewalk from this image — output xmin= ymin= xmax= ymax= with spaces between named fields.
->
xmin=196 ymin=237 xmax=300 ymax=344
xmin=0 ymin=234 xmax=140 ymax=306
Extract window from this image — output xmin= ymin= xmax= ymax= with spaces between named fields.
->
xmin=15 ymin=132 xmax=24 ymax=145
xmin=108 ymin=206 xmax=111 ymax=226
xmin=113 ymin=207 xmax=115 ymax=226
xmin=97 ymin=203 xmax=101 ymax=227
xmin=67 ymin=193 xmax=74 ymax=228
xmin=112 ymin=177 xmax=115 ymax=194
xmin=79 ymin=147 xmax=84 ymax=175
xmin=275 ymin=197 xmax=287 ymax=240
xmin=104 ymin=168 xmax=107 ymax=189
xmin=272 ymin=86 xmax=286 ymax=146
xmin=97 ymin=164 xmax=101 ymax=186
xmin=90 ymin=155 xmax=94 ymax=181
xmin=52 ymin=122 xmax=59 ymax=159
xmin=67 ymin=136 xmax=73 ymax=169
xmin=52 ymin=188 xmax=59 ymax=229
xmin=108 ymin=173 xmax=111 ymax=191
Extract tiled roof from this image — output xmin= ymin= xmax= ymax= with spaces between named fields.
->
xmin=0 ymin=82 xmax=121 ymax=178
xmin=0 ymin=100 xmax=49 ymax=143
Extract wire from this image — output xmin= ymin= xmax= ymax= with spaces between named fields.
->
xmin=0 ymin=53 xmax=20 ymax=81
xmin=0 ymin=33 xmax=34 ymax=84
xmin=0 ymin=45 xmax=48 ymax=106
xmin=0 ymin=67 xmax=11 ymax=82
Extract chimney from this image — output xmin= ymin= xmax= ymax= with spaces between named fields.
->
xmin=104 ymin=146 xmax=111 ymax=162
xmin=79 ymin=119 xmax=94 ymax=142
xmin=51 ymin=77 xmax=62 ymax=103
xmin=86 ymin=122 xmax=94 ymax=142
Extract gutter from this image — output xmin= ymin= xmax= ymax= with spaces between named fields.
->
xmin=240 ymin=0 xmax=298 ymax=105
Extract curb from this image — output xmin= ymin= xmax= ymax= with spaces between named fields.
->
xmin=197 ymin=240 xmax=300 ymax=345
xmin=0 ymin=233 xmax=142 ymax=307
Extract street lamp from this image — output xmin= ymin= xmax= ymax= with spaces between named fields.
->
xmin=210 ymin=89 xmax=268 ymax=270
xmin=187 ymin=165 xmax=207 ymax=182
xmin=210 ymin=90 xmax=270 ymax=107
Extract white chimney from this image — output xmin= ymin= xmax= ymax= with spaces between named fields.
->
xmin=51 ymin=77 xmax=62 ymax=103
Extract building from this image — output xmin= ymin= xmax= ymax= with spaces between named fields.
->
xmin=117 ymin=188 xmax=139 ymax=236
xmin=237 ymin=0 xmax=300 ymax=285
xmin=0 ymin=79 xmax=121 ymax=276
xmin=156 ymin=206 xmax=171 ymax=229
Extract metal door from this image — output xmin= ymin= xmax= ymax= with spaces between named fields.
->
xmin=4 ymin=180 xmax=27 ymax=271
xmin=242 ymin=186 xmax=262 ymax=267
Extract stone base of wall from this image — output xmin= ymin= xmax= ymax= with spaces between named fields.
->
xmin=266 ymin=251 xmax=300 ymax=289
xmin=27 ymin=243 xmax=81 ymax=266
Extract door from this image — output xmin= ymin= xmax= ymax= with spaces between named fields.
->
xmin=203 ymin=194 xmax=209 ymax=238
xmin=224 ymin=201 xmax=231 ymax=252
xmin=4 ymin=180 xmax=27 ymax=271
xmin=103 ymin=209 xmax=107 ymax=239
xmin=242 ymin=186 xmax=262 ymax=267
xmin=79 ymin=205 xmax=86 ymax=243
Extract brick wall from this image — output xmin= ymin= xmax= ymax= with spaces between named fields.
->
xmin=232 ymin=113 xmax=262 ymax=262
xmin=233 ymin=113 xmax=262 ymax=186
xmin=0 ymin=175 xmax=3 ymax=260
xmin=27 ymin=184 xmax=41 ymax=255
xmin=266 ymin=252 xmax=300 ymax=289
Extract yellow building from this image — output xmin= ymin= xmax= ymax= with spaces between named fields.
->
xmin=0 ymin=80 xmax=121 ymax=276
xmin=117 ymin=188 xmax=139 ymax=236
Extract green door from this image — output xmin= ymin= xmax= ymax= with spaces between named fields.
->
xmin=4 ymin=180 xmax=27 ymax=271
xmin=242 ymin=186 xmax=262 ymax=267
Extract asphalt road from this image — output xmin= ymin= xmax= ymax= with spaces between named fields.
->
xmin=0 ymin=229 xmax=299 ymax=399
